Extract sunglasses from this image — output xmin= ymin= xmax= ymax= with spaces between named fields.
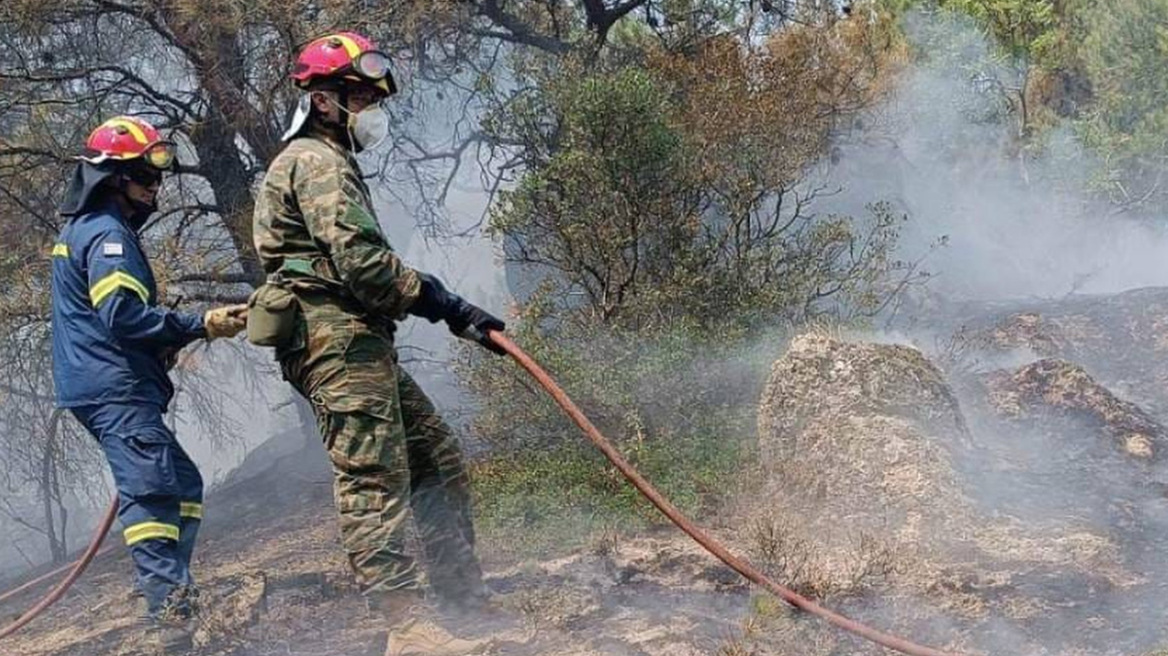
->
xmin=123 ymin=160 xmax=165 ymax=186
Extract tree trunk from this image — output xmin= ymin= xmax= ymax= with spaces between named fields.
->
xmin=160 ymin=3 xmax=285 ymax=287
xmin=39 ymin=416 xmax=66 ymax=563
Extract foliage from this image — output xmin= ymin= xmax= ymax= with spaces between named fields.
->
xmin=0 ymin=325 xmax=104 ymax=564
xmin=465 ymin=316 xmax=765 ymax=558
xmin=485 ymin=14 xmax=914 ymax=332
xmin=1080 ymin=0 xmax=1168 ymax=207
xmin=937 ymin=0 xmax=1059 ymax=62
xmin=464 ymin=293 xmax=774 ymax=440
xmin=896 ymin=0 xmax=1168 ymax=211
xmin=463 ymin=6 xmax=917 ymax=551
xmin=471 ymin=423 xmax=750 ymax=558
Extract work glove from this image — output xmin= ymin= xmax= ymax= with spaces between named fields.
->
xmin=204 ymin=304 xmax=249 ymax=340
xmin=409 ymin=273 xmax=507 ymax=356
xmin=447 ymin=299 xmax=507 ymax=356
xmin=409 ymin=273 xmax=458 ymax=324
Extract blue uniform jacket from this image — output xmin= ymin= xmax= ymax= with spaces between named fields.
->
xmin=51 ymin=204 xmax=206 ymax=409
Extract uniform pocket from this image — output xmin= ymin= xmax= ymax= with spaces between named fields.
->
xmin=317 ymin=410 xmax=401 ymax=473
xmin=105 ymin=428 xmax=180 ymax=498
xmin=308 ymin=321 xmax=399 ymax=421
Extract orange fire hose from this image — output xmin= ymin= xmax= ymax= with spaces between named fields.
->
xmin=487 ymin=330 xmax=961 ymax=656
xmin=0 ymin=541 xmax=117 ymax=608
xmin=0 ymin=498 xmax=118 ymax=641
xmin=1 ymin=332 xmax=961 ymax=656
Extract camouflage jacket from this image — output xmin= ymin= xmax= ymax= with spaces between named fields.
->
xmin=252 ymin=132 xmax=420 ymax=321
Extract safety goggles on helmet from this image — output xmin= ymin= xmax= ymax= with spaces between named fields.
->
xmin=82 ymin=140 xmax=176 ymax=169
xmin=292 ymin=32 xmax=397 ymax=96
xmin=349 ymin=51 xmax=392 ymax=82
xmin=81 ymin=117 xmax=178 ymax=170
xmin=325 ymin=50 xmax=394 ymax=96
xmin=142 ymin=141 xmax=177 ymax=170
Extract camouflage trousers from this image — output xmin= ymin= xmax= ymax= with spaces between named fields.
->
xmin=279 ymin=293 xmax=482 ymax=598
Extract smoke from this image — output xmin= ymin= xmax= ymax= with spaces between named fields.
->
xmin=818 ymin=8 xmax=1168 ymax=302
xmin=13 ymin=9 xmax=1168 ymax=655
xmin=770 ymin=10 xmax=1168 ymax=655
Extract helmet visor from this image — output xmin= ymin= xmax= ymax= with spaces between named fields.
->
xmin=144 ymin=141 xmax=177 ymax=170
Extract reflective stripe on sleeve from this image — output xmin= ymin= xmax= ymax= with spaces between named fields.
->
xmin=90 ymin=271 xmax=150 ymax=307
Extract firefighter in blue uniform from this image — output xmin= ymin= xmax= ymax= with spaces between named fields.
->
xmin=50 ymin=116 xmax=248 ymax=652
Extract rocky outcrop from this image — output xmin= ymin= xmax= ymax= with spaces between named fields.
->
xmin=757 ymin=334 xmax=973 ymax=548
xmin=919 ymin=287 xmax=1168 ymax=421
xmin=752 ymin=333 xmax=1136 ymax=655
xmin=983 ymin=358 xmax=1165 ymax=460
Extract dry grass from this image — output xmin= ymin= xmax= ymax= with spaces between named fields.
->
xmin=748 ymin=513 xmax=895 ymax=600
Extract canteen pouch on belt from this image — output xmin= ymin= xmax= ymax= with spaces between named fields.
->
xmin=246 ymin=282 xmax=299 ymax=347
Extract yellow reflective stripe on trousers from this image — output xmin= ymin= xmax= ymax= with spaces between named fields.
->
xmin=123 ymin=521 xmax=180 ymax=546
xmin=179 ymin=502 xmax=203 ymax=520
xmin=51 ymin=244 xmax=69 ymax=258
xmin=90 ymin=271 xmax=149 ymax=307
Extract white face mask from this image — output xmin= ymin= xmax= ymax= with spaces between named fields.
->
xmin=317 ymin=93 xmax=390 ymax=153
xmin=348 ymin=104 xmax=389 ymax=153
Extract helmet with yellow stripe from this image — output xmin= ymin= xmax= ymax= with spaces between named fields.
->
xmin=59 ymin=116 xmax=176 ymax=222
xmin=81 ymin=116 xmax=177 ymax=171
xmin=291 ymin=31 xmax=396 ymax=96
xmin=281 ymin=31 xmax=397 ymax=146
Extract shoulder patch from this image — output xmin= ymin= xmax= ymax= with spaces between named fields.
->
xmin=102 ymin=242 xmax=124 ymax=256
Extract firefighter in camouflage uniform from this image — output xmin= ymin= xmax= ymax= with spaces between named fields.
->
xmin=249 ymin=32 xmax=506 ymax=654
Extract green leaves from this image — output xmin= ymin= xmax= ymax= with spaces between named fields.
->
xmin=942 ymin=0 xmax=1058 ymax=60
xmin=1082 ymin=0 xmax=1168 ymax=147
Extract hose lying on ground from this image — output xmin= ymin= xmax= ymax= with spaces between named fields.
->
xmin=0 ymin=498 xmax=118 ymax=641
xmin=0 ymin=541 xmax=116 ymax=608
xmin=1 ymin=332 xmax=962 ymax=656
xmin=487 ymin=329 xmax=962 ymax=656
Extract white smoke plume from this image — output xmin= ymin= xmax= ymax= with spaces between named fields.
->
xmin=818 ymin=8 xmax=1168 ymax=302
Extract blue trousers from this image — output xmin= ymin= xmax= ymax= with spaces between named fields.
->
xmin=72 ymin=403 xmax=203 ymax=617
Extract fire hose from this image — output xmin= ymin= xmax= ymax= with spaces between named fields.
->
xmin=0 ymin=331 xmax=960 ymax=656
xmin=485 ymin=330 xmax=959 ymax=656
xmin=0 ymin=498 xmax=118 ymax=641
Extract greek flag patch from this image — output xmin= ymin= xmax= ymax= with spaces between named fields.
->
xmin=103 ymin=243 xmax=124 ymax=256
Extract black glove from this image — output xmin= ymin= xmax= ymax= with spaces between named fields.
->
xmin=409 ymin=273 xmax=507 ymax=355
xmin=410 ymin=273 xmax=458 ymax=324
xmin=447 ymin=297 xmax=507 ymax=356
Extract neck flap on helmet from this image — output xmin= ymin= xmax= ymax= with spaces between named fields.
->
xmin=59 ymin=159 xmax=161 ymax=233
xmin=58 ymin=160 xmax=120 ymax=218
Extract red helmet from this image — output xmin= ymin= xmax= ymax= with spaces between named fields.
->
xmin=291 ymin=31 xmax=396 ymax=96
xmin=81 ymin=116 xmax=176 ymax=170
